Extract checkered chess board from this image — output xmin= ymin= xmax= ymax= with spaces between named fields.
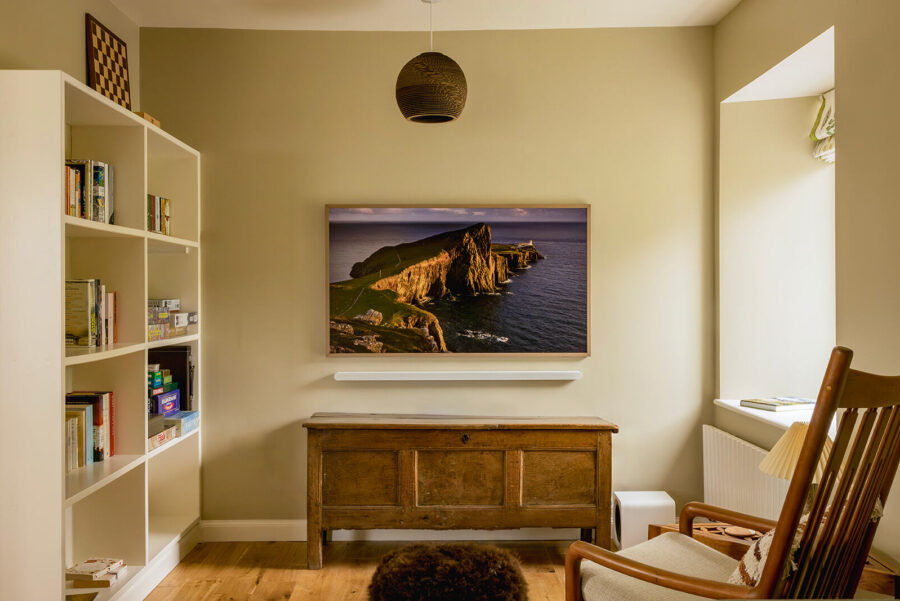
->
xmin=86 ymin=14 xmax=131 ymax=110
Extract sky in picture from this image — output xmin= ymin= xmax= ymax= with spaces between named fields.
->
xmin=329 ymin=206 xmax=586 ymax=223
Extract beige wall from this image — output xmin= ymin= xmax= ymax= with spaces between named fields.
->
xmin=0 ymin=0 xmax=140 ymax=107
xmin=719 ymin=97 xmax=835 ymax=400
xmin=716 ymin=0 xmax=900 ymax=560
xmin=140 ymin=27 xmax=715 ymax=522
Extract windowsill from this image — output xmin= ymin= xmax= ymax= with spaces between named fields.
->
xmin=714 ymin=399 xmax=837 ymax=439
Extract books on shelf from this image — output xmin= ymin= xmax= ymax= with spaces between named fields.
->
xmin=66 ymin=557 xmax=124 ymax=582
xmin=147 ymin=194 xmax=171 ymax=235
xmin=147 ymin=360 xmax=197 ymax=448
xmin=148 ymin=299 xmax=197 ymax=342
xmin=65 ymin=392 xmax=115 ymax=472
xmin=149 ymin=346 xmax=195 ymax=411
xmin=66 ymin=280 xmax=117 ymax=347
xmin=72 ymin=564 xmax=127 ymax=588
xmin=740 ymin=397 xmax=816 ymax=412
xmin=65 ymin=160 xmax=114 ymax=223
xmin=65 ymin=407 xmax=91 ymax=471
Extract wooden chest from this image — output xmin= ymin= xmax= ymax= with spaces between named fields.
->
xmin=302 ymin=413 xmax=618 ymax=568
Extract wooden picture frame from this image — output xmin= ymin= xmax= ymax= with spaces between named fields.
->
xmin=326 ymin=204 xmax=591 ymax=357
xmin=85 ymin=13 xmax=132 ymax=110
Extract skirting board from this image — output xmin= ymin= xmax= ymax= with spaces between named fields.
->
xmin=116 ymin=520 xmax=201 ymax=601
xmin=200 ymin=519 xmax=582 ymax=543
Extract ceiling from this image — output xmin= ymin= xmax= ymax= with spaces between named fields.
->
xmin=110 ymin=0 xmax=743 ymax=31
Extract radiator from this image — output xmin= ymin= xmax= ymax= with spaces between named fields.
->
xmin=702 ymin=425 xmax=789 ymax=521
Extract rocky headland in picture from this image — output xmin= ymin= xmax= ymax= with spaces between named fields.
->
xmin=329 ymin=223 xmax=543 ymax=353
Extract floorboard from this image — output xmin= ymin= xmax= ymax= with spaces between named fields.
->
xmin=146 ymin=540 xmax=570 ymax=601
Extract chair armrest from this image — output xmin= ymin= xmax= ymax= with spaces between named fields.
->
xmin=679 ymin=502 xmax=777 ymax=536
xmin=565 ymin=540 xmax=759 ymax=601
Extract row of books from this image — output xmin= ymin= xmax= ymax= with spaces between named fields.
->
xmin=65 ymin=392 xmax=114 ymax=473
xmin=148 ymin=298 xmax=198 ymax=341
xmin=66 ymin=557 xmax=127 ymax=589
xmin=148 ymin=194 xmax=172 ymax=235
xmin=65 ymin=280 xmax=117 ymax=347
xmin=739 ymin=397 xmax=815 ymax=412
xmin=65 ymin=160 xmax=114 ymax=223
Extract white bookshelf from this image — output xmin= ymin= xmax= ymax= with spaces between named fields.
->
xmin=0 ymin=70 xmax=202 ymax=601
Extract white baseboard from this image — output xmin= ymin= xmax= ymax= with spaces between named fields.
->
xmin=199 ymin=519 xmax=581 ymax=542
xmin=117 ymin=520 xmax=201 ymax=601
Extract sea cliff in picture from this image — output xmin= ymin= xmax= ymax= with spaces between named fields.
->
xmin=328 ymin=206 xmax=589 ymax=355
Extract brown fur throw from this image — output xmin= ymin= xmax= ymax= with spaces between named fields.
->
xmin=368 ymin=543 xmax=528 ymax=601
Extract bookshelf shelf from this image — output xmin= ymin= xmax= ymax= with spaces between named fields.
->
xmin=65 ymin=454 xmax=145 ymax=506
xmin=64 ymin=216 xmax=146 ymax=240
xmin=147 ymin=231 xmax=200 ymax=252
xmin=0 ymin=71 xmax=202 ymax=600
xmin=65 ymin=342 xmax=146 ymax=366
xmin=147 ymin=332 xmax=200 ymax=349
xmin=146 ymin=427 xmax=199 ymax=459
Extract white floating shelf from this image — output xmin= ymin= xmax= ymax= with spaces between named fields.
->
xmin=333 ymin=370 xmax=582 ymax=382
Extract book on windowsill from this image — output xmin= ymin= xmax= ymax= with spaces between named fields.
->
xmin=740 ymin=397 xmax=815 ymax=412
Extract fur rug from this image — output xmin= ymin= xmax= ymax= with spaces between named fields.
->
xmin=368 ymin=543 xmax=528 ymax=601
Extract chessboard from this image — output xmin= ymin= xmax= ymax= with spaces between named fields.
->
xmin=85 ymin=13 xmax=131 ymax=110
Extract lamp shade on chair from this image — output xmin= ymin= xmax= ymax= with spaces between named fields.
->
xmin=395 ymin=52 xmax=467 ymax=123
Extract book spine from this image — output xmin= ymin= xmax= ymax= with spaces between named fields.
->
xmin=99 ymin=284 xmax=107 ymax=347
xmin=147 ymin=194 xmax=153 ymax=231
xmin=90 ymin=280 xmax=99 ymax=347
xmin=65 ymin=167 xmax=70 ymax=215
xmin=92 ymin=161 xmax=105 ymax=223
xmin=106 ymin=164 xmax=114 ymax=224
xmin=65 ymin=281 xmax=91 ymax=347
xmin=76 ymin=168 xmax=82 ymax=218
xmin=109 ymin=391 xmax=116 ymax=456
xmin=112 ymin=291 xmax=118 ymax=343
xmin=163 ymin=198 xmax=170 ymax=235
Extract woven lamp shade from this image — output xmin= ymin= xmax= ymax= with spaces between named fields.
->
xmin=759 ymin=422 xmax=833 ymax=484
xmin=396 ymin=52 xmax=467 ymax=123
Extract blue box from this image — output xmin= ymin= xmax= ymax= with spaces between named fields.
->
xmin=151 ymin=389 xmax=180 ymax=417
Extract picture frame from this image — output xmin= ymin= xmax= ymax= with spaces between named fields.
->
xmin=326 ymin=204 xmax=591 ymax=357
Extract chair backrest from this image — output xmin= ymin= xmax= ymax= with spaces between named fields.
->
xmin=756 ymin=346 xmax=900 ymax=599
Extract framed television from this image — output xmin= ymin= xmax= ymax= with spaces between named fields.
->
xmin=327 ymin=205 xmax=589 ymax=356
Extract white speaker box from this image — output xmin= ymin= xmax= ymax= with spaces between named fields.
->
xmin=613 ymin=491 xmax=676 ymax=549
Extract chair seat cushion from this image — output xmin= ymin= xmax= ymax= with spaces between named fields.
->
xmin=581 ymin=532 xmax=739 ymax=601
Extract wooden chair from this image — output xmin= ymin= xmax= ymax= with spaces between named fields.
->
xmin=566 ymin=346 xmax=900 ymax=600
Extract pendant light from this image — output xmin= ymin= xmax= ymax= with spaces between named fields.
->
xmin=395 ymin=0 xmax=467 ymax=123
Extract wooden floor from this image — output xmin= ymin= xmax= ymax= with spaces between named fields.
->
xmin=146 ymin=540 xmax=570 ymax=601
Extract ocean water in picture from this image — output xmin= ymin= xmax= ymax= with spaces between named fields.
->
xmin=328 ymin=207 xmax=588 ymax=354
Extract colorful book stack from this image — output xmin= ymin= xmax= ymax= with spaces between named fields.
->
xmin=66 ymin=279 xmax=117 ymax=347
xmin=147 ymin=194 xmax=171 ymax=235
xmin=148 ymin=363 xmax=198 ymax=449
xmin=66 ymin=557 xmax=127 ymax=589
xmin=65 ymin=160 xmax=114 ymax=223
xmin=65 ymin=391 xmax=114 ymax=473
xmin=148 ymin=298 xmax=198 ymax=342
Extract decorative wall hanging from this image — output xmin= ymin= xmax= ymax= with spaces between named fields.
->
xmin=395 ymin=0 xmax=467 ymax=123
xmin=85 ymin=13 xmax=132 ymax=110
xmin=327 ymin=206 xmax=590 ymax=355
